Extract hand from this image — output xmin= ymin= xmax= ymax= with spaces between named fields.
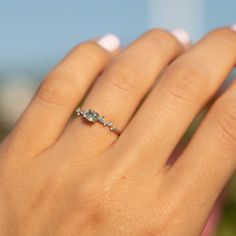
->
xmin=0 ymin=27 xmax=236 ymax=236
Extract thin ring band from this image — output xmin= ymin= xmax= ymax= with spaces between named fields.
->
xmin=75 ymin=107 xmax=121 ymax=135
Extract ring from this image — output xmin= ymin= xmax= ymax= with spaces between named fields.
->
xmin=75 ymin=107 xmax=121 ymax=135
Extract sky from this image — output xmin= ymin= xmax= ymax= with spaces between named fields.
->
xmin=0 ymin=0 xmax=236 ymax=74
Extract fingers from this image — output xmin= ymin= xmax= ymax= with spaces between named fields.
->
xmin=117 ymin=27 xmax=236 ymax=170
xmin=171 ymin=28 xmax=191 ymax=50
xmin=4 ymin=35 xmax=120 ymax=157
xmin=62 ymin=29 xmax=188 ymax=156
xmin=163 ymin=80 xmax=236 ymax=234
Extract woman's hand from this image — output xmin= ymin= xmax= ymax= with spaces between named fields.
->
xmin=0 ymin=27 xmax=236 ymax=236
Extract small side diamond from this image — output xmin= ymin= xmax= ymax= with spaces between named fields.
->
xmin=107 ymin=121 xmax=113 ymax=127
xmin=76 ymin=107 xmax=81 ymax=115
xmin=98 ymin=116 xmax=106 ymax=124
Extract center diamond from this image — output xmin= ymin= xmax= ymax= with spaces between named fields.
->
xmin=84 ymin=109 xmax=99 ymax=123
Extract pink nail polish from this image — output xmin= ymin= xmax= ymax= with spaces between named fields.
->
xmin=231 ymin=24 xmax=236 ymax=31
xmin=97 ymin=34 xmax=120 ymax=52
xmin=170 ymin=29 xmax=190 ymax=45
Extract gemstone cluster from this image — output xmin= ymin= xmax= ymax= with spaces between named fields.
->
xmin=75 ymin=107 xmax=121 ymax=135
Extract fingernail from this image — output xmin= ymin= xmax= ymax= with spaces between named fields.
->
xmin=170 ymin=29 xmax=190 ymax=45
xmin=231 ymin=24 xmax=236 ymax=31
xmin=97 ymin=34 xmax=120 ymax=52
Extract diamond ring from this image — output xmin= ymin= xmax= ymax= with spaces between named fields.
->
xmin=75 ymin=107 xmax=121 ymax=135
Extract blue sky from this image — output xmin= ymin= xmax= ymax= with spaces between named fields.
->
xmin=0 ymin=0 xmax=235 ymax=74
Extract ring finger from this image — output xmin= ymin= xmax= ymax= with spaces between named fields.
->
xmin=62 ymin=29 xmax=189 ymax=156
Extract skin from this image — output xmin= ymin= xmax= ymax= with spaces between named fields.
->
xmin=0 ymin=27 xmax=236 ymax=236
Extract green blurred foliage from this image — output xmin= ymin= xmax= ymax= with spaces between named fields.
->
xmin=217 ymin=176 xmax=236 ymax=236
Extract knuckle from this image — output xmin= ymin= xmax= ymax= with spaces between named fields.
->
xmin=211 ymin=27 xmax=235 ymax=39
xmin=73 ymin=42 xmax=109 ymax=67
xmin=146 ymin=29 xmax=179 ymax=49
xmin=104 ymin=59 xmax=149 ymax=93
xmin=209 ymin=28 xmax=236 ymax=49
xmin=37 ymin=73 xmax=76 ymax=106
xmin=166 ymin=61 xmax=209 ymax=102
xmin=213 ymin=96 xmax=236 ymax=143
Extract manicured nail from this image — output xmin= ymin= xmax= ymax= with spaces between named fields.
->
xmin=97 ymin=34 xmax=120 ymax=52
xmin=170 ymin=29 xmax=190 ymax=45
xmin=231 ymin=24 xmax=236 ymax=31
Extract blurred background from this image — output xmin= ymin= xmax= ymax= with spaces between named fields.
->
xmin=0 ymin=1 xmax=236 ymax=235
